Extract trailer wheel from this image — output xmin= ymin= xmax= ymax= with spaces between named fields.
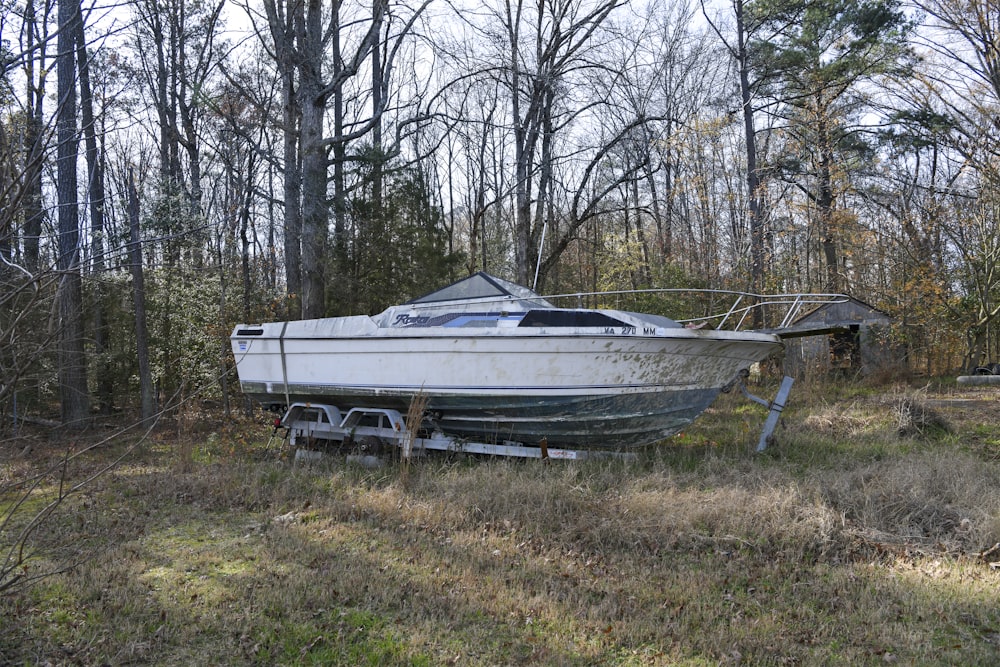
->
xmin=357 ymin=436 xmax=388 ymax=455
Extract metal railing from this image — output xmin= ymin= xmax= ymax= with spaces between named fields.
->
xmin=397 ymin=285 xmax=848 ymax=332
xmin=542 ymin=288 xmax=848 ymax=331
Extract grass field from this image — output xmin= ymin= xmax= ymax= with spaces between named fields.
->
xmin=2 ymin=380 xmax=1000 ymax=665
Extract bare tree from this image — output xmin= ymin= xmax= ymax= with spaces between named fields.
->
xmin=74 ymin=2 xmax=113 ymax=413
xmin=131 ymin=0 xmax=224 ymax=261
xmin=437 ymin=0 xmax=670 ymax=289
xmin=502 ymin=0 xmax=626 ymax=286
xmin=128 ymin=168 xmax=156 ymax=423
xmin=701 ymin=0 xmax=769 ymax=318
xmin=258 ymin=0 xmax=302 ymax=316
xmin=909 ymin=0 xmax=1000 ymax=368
xmin=258 ymin=0 xmax=430 ymax=318
xmin=19 ymin=0 xmax=50 ymax=275
xmin=56 ymin=0 xmax=89 ymax=427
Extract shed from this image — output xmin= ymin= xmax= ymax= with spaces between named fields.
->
xmin=779 ymin=297 xmax=900 ymax=378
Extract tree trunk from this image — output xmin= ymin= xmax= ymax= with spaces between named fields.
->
xmin=370 ymin=0 xmax=383 ymax=214
xmin=368 ymin=0 xmax=386 ymax=293
xmin=56 ymin=0 xmax=90 ymax=428
xmin=149 ymin=5 xmax=173 ymax=184
xmin=299 ymin=96 xmax=328 ymax=319
xmin=282 ymin=68 xmax=303 ymax=318
xmin=643 ymin=160 xmax=666 ymax=261
xmin=508 ymin=2 xmax=533 ymax=286
xmin=263 ymin=0 xmax=303 ymax=318
xmin=128 ymin=170 xmax=156 ymax=424
xmin=76 ymin=7 xmax=113 ymax=414
xmin=240 ymin=153 xmax=255 ymax=320
xmin=297 ymin=0 xmax=329 ymax=319
xmin=816 ymin=112 xmax=839 ymax=293
xmin=216 ymin=236 xmax=231 ymax=419
xmin=22 ymin=0 xmax=46 ymax=274
xmin=331 ymin=3 xmax=349 ymax=310
xmin=736 ymin=0 xmax=767 ymax=324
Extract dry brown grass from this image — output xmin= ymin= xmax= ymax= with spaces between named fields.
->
xmin=2 ymin=383 xmax=1000 ymax=665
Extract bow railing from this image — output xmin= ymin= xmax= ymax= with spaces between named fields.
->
xmin=543 ymin=288 xmax=848 ymax=331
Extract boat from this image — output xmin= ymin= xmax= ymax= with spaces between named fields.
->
xmin=230 ymin=272 xmax=784 ymax=448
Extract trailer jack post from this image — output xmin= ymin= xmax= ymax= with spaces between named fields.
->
xmin=739 ymin=375 xmax=794 ymax=452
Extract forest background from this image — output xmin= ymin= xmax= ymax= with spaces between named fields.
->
xmin=1 ymin=0 xmax=999 ymax=428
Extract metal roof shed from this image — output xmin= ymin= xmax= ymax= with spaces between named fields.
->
xmin=780 ymin=297 xmax=900 ymax=378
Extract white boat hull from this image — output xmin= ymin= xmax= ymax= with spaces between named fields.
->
xmin=232 ymin=325 xmax=781 ymax=447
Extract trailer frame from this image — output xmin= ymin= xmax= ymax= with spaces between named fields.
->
xmin=275 ymin=374 xmax=794 ymax=462
xmin=279 ymin=402 xmax=638 ymax=462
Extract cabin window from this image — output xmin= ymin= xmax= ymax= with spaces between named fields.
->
xmin=519 ymin=310 xmax=627 ymax=328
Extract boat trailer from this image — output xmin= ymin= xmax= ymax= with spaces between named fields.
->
xmin=268 ymin=376 xmax=794 ymax=463
xmin=270 ymin=403 xmax=637 ymax=463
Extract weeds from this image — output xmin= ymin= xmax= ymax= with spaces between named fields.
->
xmin=2 ymin=383 xmax=1000 ymax=665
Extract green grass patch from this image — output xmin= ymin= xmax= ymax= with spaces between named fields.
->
xmin=247 ymin=608 xmax=434 ymax=665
